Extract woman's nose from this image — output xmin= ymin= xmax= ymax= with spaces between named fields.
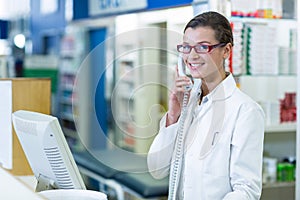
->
xmin=189 ymin=48 xmax=200 ymax=59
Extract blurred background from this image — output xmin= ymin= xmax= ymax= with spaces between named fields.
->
xmin=0 ymin=0 xmax=298 ymax=199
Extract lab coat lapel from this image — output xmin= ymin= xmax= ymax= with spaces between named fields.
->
xmin=199 ymin=76 xmax=235 ymax=159
xmin=199 ymin=99 xmax=225 ymax=159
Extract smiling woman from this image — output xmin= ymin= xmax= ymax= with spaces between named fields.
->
xmin=147 ymin=11 xmax=265 ymax=200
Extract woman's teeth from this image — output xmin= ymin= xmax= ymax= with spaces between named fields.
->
xmin=190 ymin=63 xmax=203 ymax=67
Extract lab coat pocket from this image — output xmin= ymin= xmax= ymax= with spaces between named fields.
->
xmin=201 ymin=136 xmax=231 ymax=177
xmin=199 ymin=130 xmax=223 ymax=159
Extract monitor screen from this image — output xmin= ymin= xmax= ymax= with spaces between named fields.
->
xmin=12 ymin=110 xmax=86 ymax=192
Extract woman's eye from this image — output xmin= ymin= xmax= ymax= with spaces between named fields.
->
xmin=198 ymin=45 xmax=209 ymax=50
xmin=183 ymin=46 xmax=190 ymax=51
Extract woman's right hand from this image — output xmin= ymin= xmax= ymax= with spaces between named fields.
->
xmin=166 ymin=68 xmax=192 ymax=126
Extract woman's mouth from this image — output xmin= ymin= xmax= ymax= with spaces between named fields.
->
xmin=189 ymin=63 xmax=204 ymax=70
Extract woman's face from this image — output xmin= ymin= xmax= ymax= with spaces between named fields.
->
xmin=182 ymin=26 xmax=231 ymax=81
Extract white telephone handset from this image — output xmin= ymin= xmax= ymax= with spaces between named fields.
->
xmin=168 ymin=56 xmax=193 ymax=200
xmin=177 ymin=56 xmax=193 ymax=91
xmin=177 ymin=55 xmax=186 ymax=76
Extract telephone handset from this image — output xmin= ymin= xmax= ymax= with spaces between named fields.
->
xmin=177 ymin=55 xmax=186 ymax=76
xmin=177 ymin=56 xmax=193 ymax=91
xmin=168 ymin=56 xmax=193 ymax=200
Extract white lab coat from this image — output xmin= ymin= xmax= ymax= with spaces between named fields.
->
xmin=147 ymin=73 xmax=265 ymax=200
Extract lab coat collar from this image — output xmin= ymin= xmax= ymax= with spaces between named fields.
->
xmin=198 ymin=72 xmax=237 ymax=102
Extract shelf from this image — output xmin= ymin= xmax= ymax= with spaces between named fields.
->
xmin=265 ymin=123 xmax=296 ymax=133
xmin=231 ymin=16 xmax=297 ymax=23
xmin=60 ymin=97 xmax=73 ymax=105
xmin=120 ymin=77 xmax=134 ymax=84
xmin=116 ymin=114 xmax=135 ymax=123
xmin=60 ymin=84 xmax=74 ymax=91
xmin=263 ymin=181 xmax=295 ymax=189
xmin=62 ymin=127 xmax=78 ymax=139
xmin=237 ymin=74 xmax=297 ymax=78
xmin=60 ymin=51 xmax=76 ymax=58
xmin=60 ymin=112 xmax=74 ymax=121
xmin=119 ymin=94 xmax=134 ymax=100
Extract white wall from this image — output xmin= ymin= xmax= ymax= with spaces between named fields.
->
xmin=0 ymin=0 xmax=30 ymax=19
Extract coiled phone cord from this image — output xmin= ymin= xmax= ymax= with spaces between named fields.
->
xmin=168 ymin=90 xmax=190 ymax=200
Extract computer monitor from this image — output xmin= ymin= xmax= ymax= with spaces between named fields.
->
xmin=12 ymin=110 xmax=86 ymax=192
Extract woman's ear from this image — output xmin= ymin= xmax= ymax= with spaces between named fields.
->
xmin=223 ymin=43 xmax=232 ymax=59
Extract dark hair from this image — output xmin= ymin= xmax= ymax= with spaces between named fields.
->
xmin=184 ymin=11 xmax=233 ymax=46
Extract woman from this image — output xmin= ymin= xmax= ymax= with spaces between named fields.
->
xmin=147 ymin=11 xmax=265 ymax=200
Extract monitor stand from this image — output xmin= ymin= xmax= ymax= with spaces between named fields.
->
xmin=35 ymin=174 xmax=58 ymax=192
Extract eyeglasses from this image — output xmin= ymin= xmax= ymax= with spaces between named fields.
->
xmin=177 ymin=43 xmax=226 ymax=54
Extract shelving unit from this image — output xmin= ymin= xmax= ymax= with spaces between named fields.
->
xmin=111 ymin=8 xmax=195 ymax=153
xmin=265 ymin=123 xmax=296 ymax=133
xmin=231 ymin=16 xmax=297 ymax=199
xmin=262 ymin=181 xmax=295 ymax=199
xmin=263 ymin=181 xmax=295 ymax=189
xmin=58 ymin=70 xmax=77 ymax=137
xmin=112 ymin=45 xmax=138 ymax=151
xmin=112 ymin=29 xmax=165 ymax=153
xmin=56 ymin=27 xmax=87 ymax=151
xmin=230 ymin=17 xmax=297 ymax=76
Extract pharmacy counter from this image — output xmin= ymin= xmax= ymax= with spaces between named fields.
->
xmin=0 ymin=167 xmax=44 ymax=199
xmin=73 ymin=149 xmax=169 ymax=199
